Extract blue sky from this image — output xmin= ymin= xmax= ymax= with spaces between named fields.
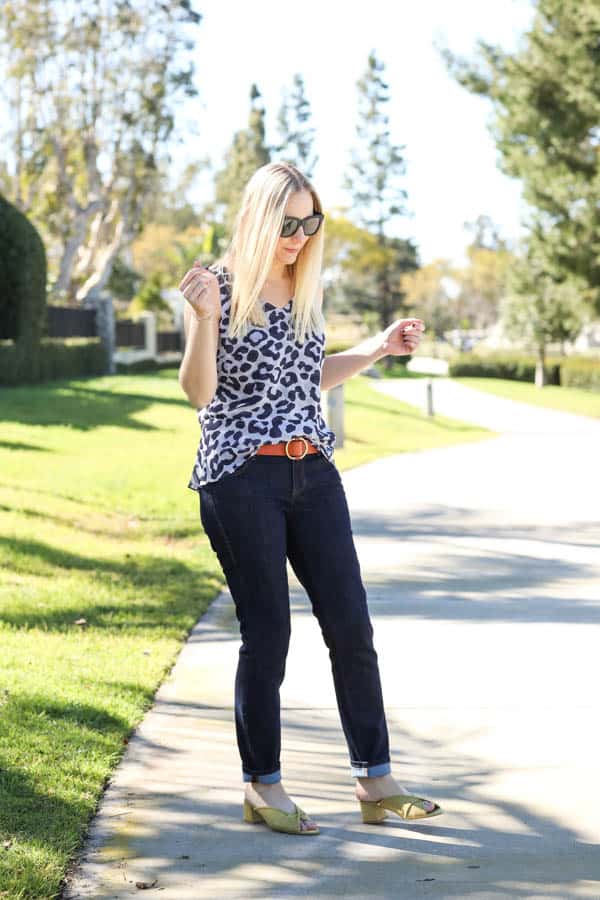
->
xmin=175 ymin=0 xmax=535 ymax=267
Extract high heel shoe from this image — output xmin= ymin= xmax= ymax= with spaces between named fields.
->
xmin=359 ymin=793 xmax=443 ymax=824
xmin=243 ymin=798 xmax=320 ymax=835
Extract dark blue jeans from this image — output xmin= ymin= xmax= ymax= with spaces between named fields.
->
xmin=198 ymin=450 xmax=391 ymax=784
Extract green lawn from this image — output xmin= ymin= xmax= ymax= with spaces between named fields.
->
xmin=0 ymin=369 xmax=490 ymax=899
xmin=333 ymin=374 xmax=491 ymax=468
xmin=456 ymin=377 xmax=600 ymax=418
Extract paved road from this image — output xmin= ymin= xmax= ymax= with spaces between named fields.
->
xmin=373 ymin=375 xmax=600 ymax=436
xmin=64 ymin=379 xmax=600 ymax=899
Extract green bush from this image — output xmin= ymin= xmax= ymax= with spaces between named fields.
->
xmin=0 ymin=337 xmax=105 ymax=386
xmin=0 ymin=193 xmax=47 ymax=380
xmin=448 ymin=353 xmax=561 ymax=385
xmin=560 ymin=357 xmax=600 ymax=392
xmin=323 ymin=339 xmax=354 ymax=354
xmin=115 ymin=357 xmax=179 ymax=374
xmin=0 ymin=340 xmax=17 ymax=383
xmin=372 ymin=355 xmax=414 ymax=379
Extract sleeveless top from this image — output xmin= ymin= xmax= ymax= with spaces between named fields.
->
xmin=187 ymin=263 xmax=336 ymax=489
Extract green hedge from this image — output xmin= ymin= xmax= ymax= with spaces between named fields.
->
xmin=0 ymin=194 xmax=47 ymax=374
xmin=0 ymin=337 xmax=105 ymax=386
xmin=448 ymin=352 xmax=600 ymax=392
xmin=323 ymin=339 xmax=354 ymax=354
xmin=115 ymin=358 xmax=180 ymax=374
xmin=560 ymin=358 xmax=600 ymax=391
xmin=448 ymin=353 xmax=561 ymax=386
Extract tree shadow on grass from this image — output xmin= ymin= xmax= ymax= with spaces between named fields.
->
xmin=0 ymin=381 xmax=190 ymax=432
xmin=0 ymin=481 xmax=200 ymax=520
xmin=0 ymin=693 xmax=148 ymax=900
xmin=0 ymin=439 xmax=53 ymax=453
xmin=0 ymin=534 xmax=222 ymax=634
xmin=0 ymin=497 xmax=202 ymax=542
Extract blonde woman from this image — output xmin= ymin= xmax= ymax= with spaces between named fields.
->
xmin=178 ymin=162 xmax=441 ymax=835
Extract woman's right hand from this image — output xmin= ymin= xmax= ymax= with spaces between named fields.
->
xmin=178 ymin=261 xmax=222 ymax=322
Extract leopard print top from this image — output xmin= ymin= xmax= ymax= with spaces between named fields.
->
xmin=187 ymin=263 xmax=336 ymax=489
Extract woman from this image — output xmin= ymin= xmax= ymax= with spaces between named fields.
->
xmin=177 ymin=161 xmax=441 ymax=835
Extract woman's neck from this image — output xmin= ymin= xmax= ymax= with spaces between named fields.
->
xmin=266 ymin=262 xmax=292 ymax=283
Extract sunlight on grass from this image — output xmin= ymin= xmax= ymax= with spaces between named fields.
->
xmin=456 ymin=377 xmax=600 ymax=419
xmin=0 ymin=370 xmax=222 ymax=897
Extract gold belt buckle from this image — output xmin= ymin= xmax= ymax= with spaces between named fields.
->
xmin=285 ymin=437 xmax=308 ymax=460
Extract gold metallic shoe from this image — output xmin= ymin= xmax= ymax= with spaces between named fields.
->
xmin=359 ymin=793 xmax=443 ymax=824
xmin=243 ymin=798 xmax=320 ymax=835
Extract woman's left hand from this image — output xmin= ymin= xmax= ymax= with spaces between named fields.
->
xmin=378 ymin=318 xmax=426 ymax=357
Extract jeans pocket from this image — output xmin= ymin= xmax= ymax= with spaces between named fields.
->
xmin=199 ymin=488 xmax=238 ymax=571
xmin=321 ymin=453 xmax=341 ymax=476
xmin=305 ymin=453 xmax=342 ymax=492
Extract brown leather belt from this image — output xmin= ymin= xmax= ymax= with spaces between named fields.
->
xmin=255 ymin=437 xmax=320 ymax=459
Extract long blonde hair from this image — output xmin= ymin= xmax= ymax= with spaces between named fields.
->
xmin=217 ymin=162 xmax=326 ymax=343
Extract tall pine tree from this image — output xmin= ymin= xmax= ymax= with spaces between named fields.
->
xmin=273 ymin=73 xmax=318 ymax=178
xmin=214 ymin=84 xmax=270 ymax=240
xmin=343 ymin=51 xmax=417 ymax=348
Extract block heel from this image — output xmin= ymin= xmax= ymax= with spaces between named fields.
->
xmin=360 ymin=800 xmax=388 ymax=824
xmin=243 ymin=799 xmax=262 ymax=823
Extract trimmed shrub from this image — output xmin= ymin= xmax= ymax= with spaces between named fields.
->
xmin=0 ymin=193 xmax=47 ymax=380
xmin=448 ymin=353 xmax=561 ymax=385
xmin=115 ymin=358 xmax=179 ymax=375
xmin=560 ymin=358 xmax=600 ymax=392
xmin=323 ymin=339 xmax=354 ymax=354
xmin=0 ymin=337 xmax=105 ymax=386
xmin=0 ymin=341 xmax=17 ymax=384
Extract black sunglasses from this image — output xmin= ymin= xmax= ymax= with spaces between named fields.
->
xmin=281 ymin=212 xmax=324 ymax=238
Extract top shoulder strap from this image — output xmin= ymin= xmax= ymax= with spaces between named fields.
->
xmin=206 ymin=262 xmax=231 ymax=287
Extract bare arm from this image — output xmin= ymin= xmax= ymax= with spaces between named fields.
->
xmin=177 ymin=265 xmax=221 ymax=408
xmin=178 ymin=303 xmax=220 ymax=407
xmin=321 ymin=335 xmax=387 ymax=391
xmin=320 ymin=286 xmax=426 ymax=391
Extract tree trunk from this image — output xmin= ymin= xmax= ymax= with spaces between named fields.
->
xmin=379 ymin=278 xmax=395 ymax=372
xmin=535 ymin=344 xmax=546 ymax=388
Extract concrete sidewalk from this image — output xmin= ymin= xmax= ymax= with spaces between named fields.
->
xmin=64 ymin=383 xmax=600 ymax=899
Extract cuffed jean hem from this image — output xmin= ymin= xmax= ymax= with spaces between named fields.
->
xmin=350 ymin=761 xmax=392 ymax=778
xmin=243 ymin=769 xmax=281 ymax=784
